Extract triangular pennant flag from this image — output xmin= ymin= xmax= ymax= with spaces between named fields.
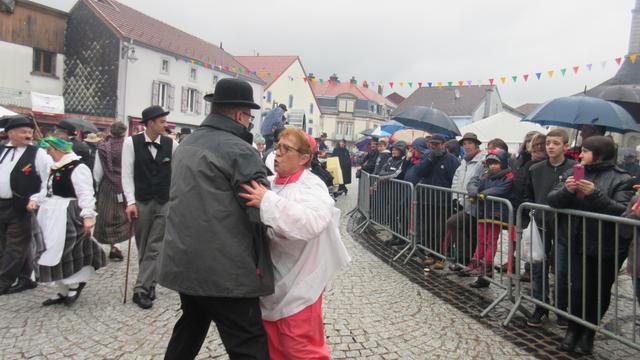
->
xmin=399 ymin=81 xmax=404 ymax=88
xmin=500 ymin=76 xmax=507 ymax=84
xmin=458 ymin=80 xmax=464 ymax=87
xmin=353 ymin=80 xmax=358 ymax=85
xmin=535 ymin=72 xmax=542 ymax=80
xmin=303 ymin=76 xmax=308 ymax=82
xmin=511 ymin=75 xmax=517 ymax=83
xmin=418 ymin=82 xmax=423 ymax=88
xmin=630 ymin=54 xmax=638 ymax=64
xmin=586 ymin=63 xmax=593 ymax=71
xmin=601 ymin=60 xmax=607 ymax=69
xmin=371 ymin=81 xmax=376 ymax=87
xmin=467 ymin=80 xmax=473 ymax=86
xmin=408 ymin=82 xmax=413 ymax=88
xmin=319 ymin=78 xmax=324 ymax=84
xmin=362 ymin=80 xmax=368 ymax=87
xmin=447 ymin=81 xmax=453 ymax=87
xmin=489 ymin=78 xmax=495 ymax=86
xmin=547 ymin=70 xmax=554 ymax=78
xmin=389 ymin=82 xmax=394 ymax=88
xmin=560 ymin=68 xmax=567 ymax=76
xmin=426 ymin=82 xmax=432 ymax=88
xmin=437 ymin=82 xmax=443 ymax=88
xmin=523 ymin=74 xmax=529 ymax=82
xmin=572 ymin=66 xmax=580 ymax=74
xmin=615 ymin=57 xmax=622 ymax=66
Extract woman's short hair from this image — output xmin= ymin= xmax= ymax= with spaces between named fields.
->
xmin=582 ymin=135 xmax=616 ymax=162
xmin=254 ymin=134 xmax=266 ymax=145
xmin=279 ymin=128 xmax=313 ymax=167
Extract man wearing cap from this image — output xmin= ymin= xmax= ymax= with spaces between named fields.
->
xmin=83 ymin=133 xmax=102 ymax=170
xmin=53 ymin=120 xmax=93 ymax=170
xmin=160 ymin=78 xmax=273 ymax=359
xmin=0 ymin=115 xmax=52 ymax=295
xmin=121 ymin=105 xmax=179 ymax=309
xmin=260 ymin=103 xmax=287 ymax=150
xmin=440 ymin=132 xmax=486 ymax=271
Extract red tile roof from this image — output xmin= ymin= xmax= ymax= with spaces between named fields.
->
xmin=310 ymin=81 xmax=395 ymax=107
xmin=235 ymin=56 xmax=298 ymax=88
xmin=514 ymin=103 xmax=541 ymax=115
xmin=82 ymin=0 xmax=261 ymax=83
xmin=386 ymin=92 xmax=406 ymax=106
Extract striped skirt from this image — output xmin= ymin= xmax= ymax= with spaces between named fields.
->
xmin=37 ymin=200 xmax=108 ymax=283
xmin=94 ymin=180 xmax=129 ymax=245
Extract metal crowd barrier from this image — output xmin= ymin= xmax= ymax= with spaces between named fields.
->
xmin=350 ymin=170 xmax=371 ymax=231
xmin=506 ymin=202 xmax=640 ymax=351
xmin=413 ymin=184 xmax=515 ymax=317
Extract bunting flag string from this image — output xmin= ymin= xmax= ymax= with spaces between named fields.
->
xmin=177 ymin=53 xmax=635 ymax=91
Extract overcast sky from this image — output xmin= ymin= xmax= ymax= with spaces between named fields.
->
xmin=39 ymin=0 xmax=634 ymax=106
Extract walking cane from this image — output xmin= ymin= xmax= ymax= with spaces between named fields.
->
xmin=123 ymin=220 xmax=134 ymax=304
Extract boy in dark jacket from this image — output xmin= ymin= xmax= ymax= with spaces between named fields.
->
xmin=464 ymin=149 xmax=513 ymax=288
xmin=525 ymin=129 xmax=576 ymax=327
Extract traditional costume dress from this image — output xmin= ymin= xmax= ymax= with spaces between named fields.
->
xmin=259 ymin=169 xmax=351 ymax=359
xmin=36 ymin=151 xmax=107 ymax=306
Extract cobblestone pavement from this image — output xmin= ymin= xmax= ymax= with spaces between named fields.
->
xmin=0 ymin=180 xmax=636 ymax=359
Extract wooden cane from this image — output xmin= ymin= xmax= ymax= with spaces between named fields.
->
xmin=123 ymin=220 xmax=134 ymax=304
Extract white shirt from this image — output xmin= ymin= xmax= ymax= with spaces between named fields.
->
xmin=259 ymin=170 xmax=351 ymax=321
xmin=121 ymin=132 xmax=179 ymax=206
xmin=0 ymin=142 xmax=52 ymax=203
xmin=47 ymin=153 xmax=97 ymax=219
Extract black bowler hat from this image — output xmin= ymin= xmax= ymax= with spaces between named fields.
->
xmin=142 ymin=105 xmax=170 ymax=123
xmin=56 ymin=119 xmax=77 ymax=135
xmin=180 ymin=127 xmax=191 ymax=135
xmin=203 ymin=78 xmax=260 ymax=110
xmin=458 ymin=132 xmax=482 ymax=146
xmin=4 ymin=115 xmax=35 ymax=132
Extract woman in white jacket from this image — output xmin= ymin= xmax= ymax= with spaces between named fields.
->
xmin=240 ymin=128 xmax=350 ymax=359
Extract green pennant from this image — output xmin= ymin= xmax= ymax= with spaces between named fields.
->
xmin=447 ymin=81 xmax=453 ymax=87
xmin=512 ymin=75 xmax=517 ymax=82
xmin=320 ymin=78 xmax=324 ymax=84
xmin=560 ymin=68 xmax=567 ymax=76
xmin=408 ymin=82 xmax=413 ymax=88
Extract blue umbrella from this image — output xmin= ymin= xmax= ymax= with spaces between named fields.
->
xmin=392 ymin=106 xmax=461 ymax=137
xmin=522 ymin=96 xmax=640 ymax=134
xmin=379 ymin=120 xmax=406 ymax=134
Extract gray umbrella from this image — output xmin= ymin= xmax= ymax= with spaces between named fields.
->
xmin=522 ymin=96 xmax=640 ymax=134
xmin=62 ymin=118 xmax=99 ymax=133
xmin=392 ymin=106 xmax=460 ymax=137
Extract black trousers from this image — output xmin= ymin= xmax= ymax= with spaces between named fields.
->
xmin=0 ymin=200 xmax=33 ymax=291
xmin=165 ymin=293 xmax=269 ymax=360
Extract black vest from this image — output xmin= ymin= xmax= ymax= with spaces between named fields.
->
xmin=0 ymin=145 xmax=41 ymax=213
xmin=132 ymin=133 xmax=173 ymax=204
xmin=50 ymin=160 xmax=81 ymax=198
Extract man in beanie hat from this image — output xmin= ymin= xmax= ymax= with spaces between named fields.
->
xmin=161 ymin=78 xmax=273 ymax=359
xmin=0 ymin=115 xmax=52 ymax=295
xmin=93 ymin=121 xmax=129 ymax=261
xmin=121 ymin=106 xmax=178 ymax=309
xmin=53 ymin=119 xmax=93 ymax=170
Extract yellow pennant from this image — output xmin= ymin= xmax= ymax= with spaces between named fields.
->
xmin=500 ymin=76 xmax=507 ymax=84
xmin=630 ymin=54 xmax=638 ymax=64
xmin=547 ymin=70 xmax=554 ymax=78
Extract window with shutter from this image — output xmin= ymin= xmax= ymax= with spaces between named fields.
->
xmin=151 ymin=81 xmax=159 ymax=106
xmin=167 ymin=84 xmax=175 ymax=110
xmin=181 ymin=87 xmax=188 ymax=112
xmin=195 ymin=90 xmax=202 ymax=115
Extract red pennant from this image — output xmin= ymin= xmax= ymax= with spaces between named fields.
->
xmin=303 ymin=76 xmax=308 ymax=82
xmin=573 ymin=66 xmax=580 ymax=74
xmin=615 ymin=57 xmax=622 ymax=66
xmin=523 ymin=74 xmax=529 ymax=82
xmin=389 ymin=82 xmax=394 ymax=88
xmin=418 ymin=82 xmax=423 ymax=88
xmin=489 ymin=78 xmax=495 ymax=86
xmin=458 ymin=80 xmax=464 ymax=87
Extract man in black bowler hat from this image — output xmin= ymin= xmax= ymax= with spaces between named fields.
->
xmin=0 ymin=115 xmax=52 ymax=295
xmin=121 ymin=105 xmax=178 ymax=309
xmin=160 ymin=78 xmax=273 ymax=359
xmin=53 ymin=119 xmax=93 ymax=170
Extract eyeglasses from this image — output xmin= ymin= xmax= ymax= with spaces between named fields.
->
xmin=274 ymin=143 xmax=300 ymax=154
xmin=242 ymin=112 xmax=255 ymax=120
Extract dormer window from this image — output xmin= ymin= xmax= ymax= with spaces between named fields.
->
xmin=338 ymin=97 xmax=355 ymax=113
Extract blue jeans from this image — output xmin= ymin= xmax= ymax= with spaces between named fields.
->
xmin=531 ymin=227 xmax=568 ymax=312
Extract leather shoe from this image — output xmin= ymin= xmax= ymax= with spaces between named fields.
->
xmin=560 ymin=324 xmax=582 ymax=352
xmin=148 ymin=287 xmax=156 ymax=301
xmin=64 ymin=282 xmax=86 ymax=306
xmin=574 ymin=329 xmax=595 ymax=355
xmin=43 ymin=293 xmax=67 ymax=306
xmin=109 ymin=247 xmax=124 ymax=262
xmin=133 ymin=292 xmax=153 ymax=309
xmin=5 ymin=278 xmax=37 ymax=295
xmin=469 ymin=277 xmax=491 ymax=288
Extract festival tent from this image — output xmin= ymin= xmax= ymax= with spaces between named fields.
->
xmin=459 ymin=111 xmax=547 ymax=152
xmin=0 ymin=106 xmax=17 ymax=117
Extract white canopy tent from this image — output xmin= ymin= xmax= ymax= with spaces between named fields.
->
xmin=459 ymin=111 xmax=548 ymax=152
xmin=0 ymin=105 xmax=17 ymax=117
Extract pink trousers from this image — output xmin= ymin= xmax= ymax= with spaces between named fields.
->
xmin=263 ymin=295 xmax=330 ymax=360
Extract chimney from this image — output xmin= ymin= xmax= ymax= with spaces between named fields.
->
xmin=329 ymin=73 xmax=339 ymax=82
xmin=350 ymin=76 xmax=356 ymax=84
xmin=219 ymin=42 xmax=223 ymax=50
xmin=629 ymin=0 xmax=640 ymax=54
xmin=483 ymin=87 xmax=494 ymax=119
xmin=377 ymin=84 xmax=383 ymax=95
xmin=308 ymin=73 xmax=316 ymax=81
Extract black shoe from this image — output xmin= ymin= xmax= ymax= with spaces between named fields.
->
xmin=109 ymin=247 xmax=124 ymax=262
xmin=133 ymin=292 xmax=153 ymax=309
xmin=64 ymin=282 xmax=86 ymax=306
xmin=43 ymin=293 xmax=67 ymax=306
xmin=469 ymin=277 xmax=491 ymax=288
xmin=5 ymin=278 xmax=37 ymax=295
xmin=148 ymin=287 xmax=156 ymax=301
xmin=449 ymin=264 xmax=464 ymax=272
xmin=559 ymin=324 xmax=582 ymax=352
xmin=526 ymin=307 xmax=548 ymax=328
xmin=574 ymin=329 xmax=595 ymax=355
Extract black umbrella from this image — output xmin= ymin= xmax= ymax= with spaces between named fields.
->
xmin=62 ymin=118 xmax=99 ymax=133
xmin=392 ymin=106 xmax=461 ymax=137
xmin=522 ymin=96 xmax=640 ymax=134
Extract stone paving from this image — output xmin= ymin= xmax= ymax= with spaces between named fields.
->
xmin=0 ymin=180 xmax=636 ymax=359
